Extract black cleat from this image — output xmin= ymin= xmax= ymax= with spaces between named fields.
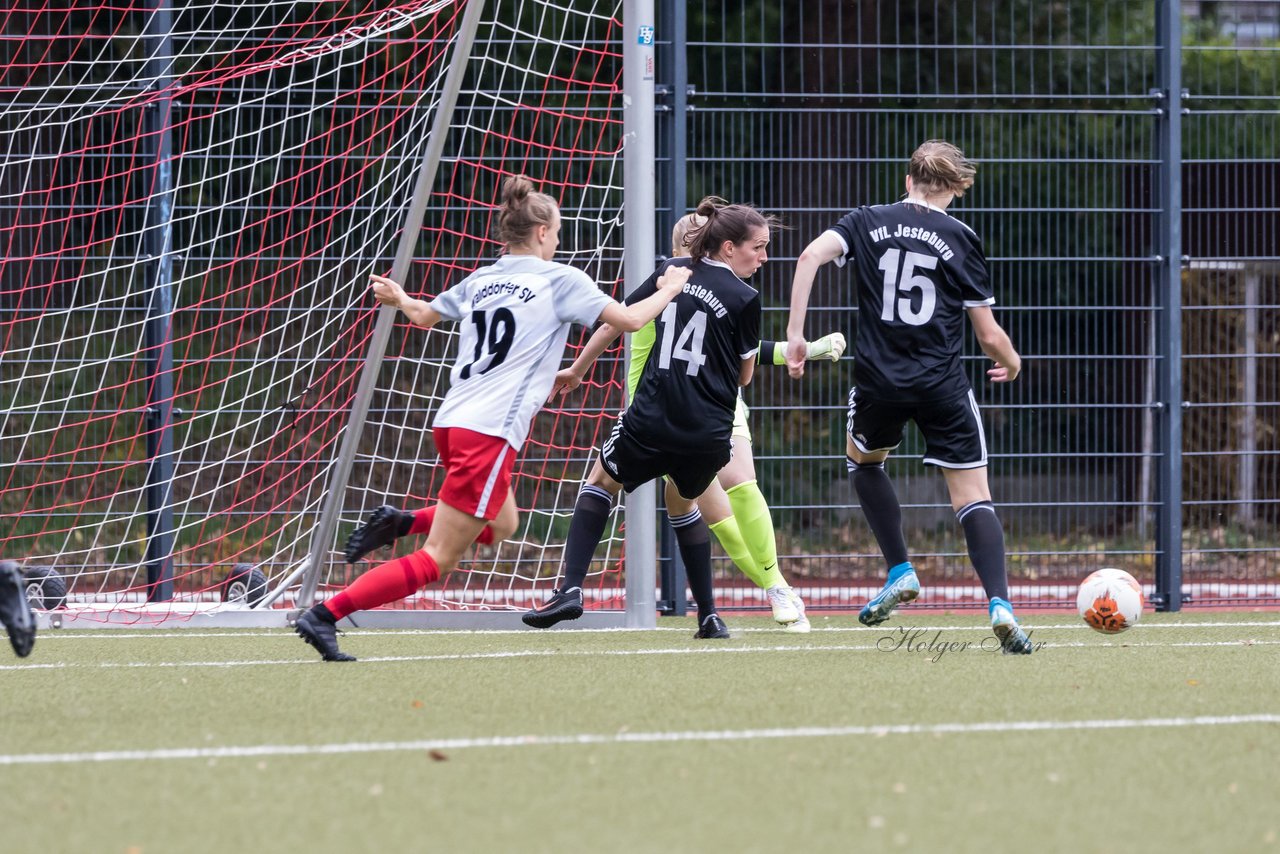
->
xmin=295 ymin=610 xmax=356 ymax=662
xmin=344 ymin=504 xmax=413 ymax=563
xmin=522 ymin=587 xmax=584 ymax=629
xmin=694 ymin=613 xmax=730 ymax=639
xmin=0 ymin=561 xmax=36 ymax=658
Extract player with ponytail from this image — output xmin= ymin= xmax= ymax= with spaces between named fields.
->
xmin=295 ymin=175 xmax=691 ymax=661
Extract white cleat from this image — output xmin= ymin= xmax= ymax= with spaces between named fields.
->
xmin=766 ymin=584 xmax=801 ymax=625
xmin=782 ymin=588 xmax=811 ymax=633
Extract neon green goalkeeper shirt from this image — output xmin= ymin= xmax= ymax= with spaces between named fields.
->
xmin=625 ymin=321 xmax=657 ymax=403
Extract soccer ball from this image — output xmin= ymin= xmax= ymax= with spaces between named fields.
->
xmin=1077 ymin=568 xmax=1144 ymax=634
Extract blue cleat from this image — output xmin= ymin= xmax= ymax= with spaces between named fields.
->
xmin=858 ymin=564 xmax=920 ymax=626
xmin=990 ymin=597 xmax=1034 ymax=655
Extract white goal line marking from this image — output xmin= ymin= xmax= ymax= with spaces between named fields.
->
xmin=2 ymin=714 xmax=1276 ymax=767
xmin=28 ymin=619 xmax=1280 ymax=641
xmin=2 ymin=638 xmax=1277 ymax=672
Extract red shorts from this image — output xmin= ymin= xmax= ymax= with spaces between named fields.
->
xmin=433 ymin=427 xmax=516 ymax=521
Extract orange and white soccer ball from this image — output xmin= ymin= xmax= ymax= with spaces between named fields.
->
xmin=1077 ymin=568 xmax=1144 ymax=634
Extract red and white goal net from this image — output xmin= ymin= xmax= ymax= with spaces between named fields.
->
xmin=0 ymin=0 xmax=631 ymax=625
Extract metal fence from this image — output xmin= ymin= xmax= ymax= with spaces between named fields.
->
xmin=657 ymin=0 xmax=1280 ymax=609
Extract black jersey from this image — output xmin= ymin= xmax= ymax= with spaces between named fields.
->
xmin=828 ymin=200 xmax=994 ymax=404
xmin=622 ymin=256 xmax=761 ymax=451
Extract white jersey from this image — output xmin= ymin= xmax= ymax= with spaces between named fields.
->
xmin=428 ymin=253 xmax=613 ymax=449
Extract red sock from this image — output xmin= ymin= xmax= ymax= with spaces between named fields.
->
xmin=409 ymin=506 xmax=494 ymax=544
xmin=408 ymin=507 xmax=435 ymax=535
xmin=326 ymin=550 xmax=440 ymax=620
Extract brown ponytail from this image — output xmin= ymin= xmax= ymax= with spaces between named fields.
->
xmin=496 ymin=174 xmax=560 ymax=247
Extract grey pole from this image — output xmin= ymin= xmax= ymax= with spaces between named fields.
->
xmin=622 ymin=0 xmax=657 ymax=629
xmin=669 ymin=0 xmax=688 ymax=233
xmin=1154 ymin=0 xmax=1184 ymax=611
xmin=654 ymin=0 xmax=687 ymax=616
xmin=294 ymin=0 xmax=488 ymax=609
xmin=142 ymin=0 xmax=176 ymax=602
xmin=1239 ymin=270 xmax=1258 ymax=527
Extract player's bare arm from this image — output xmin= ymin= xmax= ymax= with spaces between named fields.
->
xmin=550 ymin=322 xmax=622 ymax=400
xmin=552 ymin=266 xmax=693 ymax=400
xmin=785 ymin=232 xmax=845 ymax=378
xmin=967 ymin=305 xmax=1021 ymax=383
xmin=370 ymin=273 xmax=442 ymax=329
xmin=599 ymin=264 xmax=691 ymax=333
xmin=739 ymin=356 xmax=755 ymax=388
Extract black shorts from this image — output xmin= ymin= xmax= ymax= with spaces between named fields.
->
xmin=599 ymin=415 xmax=731 ymax=500
xmin=846 ymin=386 xmax=988 ymax=469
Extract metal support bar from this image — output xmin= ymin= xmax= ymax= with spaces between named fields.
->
xmin=658 ymin=494 xmax=687 ymax=615
xmin=657 ymin=0 xmax=688 ymax=241
xmin=142 ymin=0 xmax=176 ymax=602
xmin=1239 ymin=272 xmax=1259 ymax=527
xmin=1153 ymin=0 xmax=1184 ymax=611
xmin=295 ymin=0 xmax=488 ymax=609
xmin=654 ymin=0 xmax=688 ymax=616
xmin=622 ymin=0 xmax=658 ymax=629
xmin=254 ymin=558 xmax=309 ymax=610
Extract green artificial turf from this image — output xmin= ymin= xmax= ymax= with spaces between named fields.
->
xmin=1 ymin=612 xmax=1277 ymax=853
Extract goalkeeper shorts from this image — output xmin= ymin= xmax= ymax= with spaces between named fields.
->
xmin=731 ymin=396 xmax=752 ymax=443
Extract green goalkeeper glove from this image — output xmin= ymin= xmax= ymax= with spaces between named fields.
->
xmin=767 ymin=333 xmax=847 ymax=365
xmin=805 ymin=332 xmax=846 ymax=362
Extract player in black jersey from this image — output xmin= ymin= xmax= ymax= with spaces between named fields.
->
xmin=785 ymin=139 xmax=1033 ymax=654
xmin=523 ymin=197 xmax=769 ymax=638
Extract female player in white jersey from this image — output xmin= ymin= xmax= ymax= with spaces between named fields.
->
xmin=785 ymin=139 xmax=1033 ymax=654
xmin=295 ymin=175 xmax=689 ymax=661
xmin=522 ymin=197 xmax=772 ymax=639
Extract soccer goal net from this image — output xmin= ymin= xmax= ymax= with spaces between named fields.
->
xmin=1 ymin=0 xmax=634 ymax=626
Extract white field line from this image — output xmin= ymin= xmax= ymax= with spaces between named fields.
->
xmin=2 ymin=638 xmax=1278 ymax=673
xmin=2 ymin=714 xmax=1277 ymax=767
xmin=25 ymin=619 xmax=1280 ymax=641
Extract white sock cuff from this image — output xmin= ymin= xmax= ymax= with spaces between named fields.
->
xmin=579 ymin=484 xmax=613 ymax=505
xmin=956 ymin=500 xmax=996 ymax=522
xmin=668 ymin=508 xmax=703 ymax=528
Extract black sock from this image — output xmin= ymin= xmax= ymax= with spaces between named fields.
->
xmin=848 ymin=458 xmax=909 ymax=568
xmin=957 ymin=500 xmax=1009 ymax=601
xmin=671 ymin=508 xmax=716 ymax=621
xmin=559 ymin=485 xmax=613 ymax=590
xmin=310 ymin=602 xmax=337 ymax=624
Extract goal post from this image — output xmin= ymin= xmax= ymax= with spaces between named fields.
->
xmin=621 ymin=0 xmax=657 ymax=629
xmin=289 ymin=0 xmax=487 ymax=615
xmin=2 ymin=0 xmax=659 ymax=629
